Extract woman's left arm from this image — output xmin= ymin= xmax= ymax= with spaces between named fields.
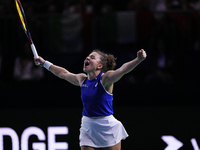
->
xmin=102 ymin=49 xmax=147 ymax=84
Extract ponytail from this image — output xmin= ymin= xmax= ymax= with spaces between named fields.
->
xmin=93 ymin=49 xmax=116 ymax=73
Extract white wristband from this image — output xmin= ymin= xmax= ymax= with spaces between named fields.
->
xmin=43 ymin=61 xmax=53 ymax=70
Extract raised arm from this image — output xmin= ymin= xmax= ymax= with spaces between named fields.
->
xmin=34 ymin=57 xmax=86 ymax=86
xmin=102 ymin=49 xmax=147 ymax=84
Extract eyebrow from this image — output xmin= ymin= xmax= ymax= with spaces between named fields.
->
xmin=88 ymin=54 xmax=95 ymax=58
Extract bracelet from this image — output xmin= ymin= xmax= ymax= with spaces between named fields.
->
xmin=43 ymin=61 xmax=53 ymax=70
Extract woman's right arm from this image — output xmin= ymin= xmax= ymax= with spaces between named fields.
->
xmin=34 ymin=57 xmax=87 ymax=86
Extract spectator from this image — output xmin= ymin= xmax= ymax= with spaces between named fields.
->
xmin=13 ymin=43 xmax=44 ymax=82
xmin=190 ymin=0 xmax=200 ymax=10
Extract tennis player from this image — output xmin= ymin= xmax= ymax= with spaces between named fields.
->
xmin=34 ymin=49 xmax=147 ymax=150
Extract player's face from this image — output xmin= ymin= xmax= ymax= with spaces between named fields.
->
xmin=83 ymin=52 xmax=102 ymax=73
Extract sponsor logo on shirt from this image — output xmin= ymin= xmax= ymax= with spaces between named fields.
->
xmin=81 ymin=84 xmax=88 ymax=88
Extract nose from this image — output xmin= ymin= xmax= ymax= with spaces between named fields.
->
xmin=86 ymin=56 xmax=90 ymax=60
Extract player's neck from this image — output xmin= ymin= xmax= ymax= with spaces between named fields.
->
xmin=87 ymin=70 xmax=101 ymax=80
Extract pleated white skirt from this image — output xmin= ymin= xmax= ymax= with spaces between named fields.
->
xmin=79 ymin=115 xmax=128 ymax=148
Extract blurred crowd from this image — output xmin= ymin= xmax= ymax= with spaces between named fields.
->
xmin=1 ymin=0 xmax=200 ymax=15
xmin=0 ymin=0 xmax=200 ymax=85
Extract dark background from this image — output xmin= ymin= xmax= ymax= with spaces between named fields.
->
xmin=0 ymin=0 xmax=200 ymax=149
xmin=1 ymin=107 xmax=200 ymax=149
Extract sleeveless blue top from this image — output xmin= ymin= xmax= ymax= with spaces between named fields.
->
xmin=81 ymin=72 xmax=114 ymax=117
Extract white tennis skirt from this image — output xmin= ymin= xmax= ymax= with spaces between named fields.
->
xmin=79 ymin=115 xmax=129 ymax=148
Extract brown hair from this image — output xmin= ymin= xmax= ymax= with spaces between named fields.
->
xmin=93 ymin=49 xmax=117 ymax=73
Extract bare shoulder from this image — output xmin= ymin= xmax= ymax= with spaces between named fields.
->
xmin=101 ymin=67 xmax=124 ymax=84
xmin=101 ymin=70 xmax=114 ymax=79
xmin=101 ymin=71 xmax=115 ymax=93
xmin=77 ymin=73 xmax=87 ymax=86
xmin=101 ymin=70 xmax=114 ymax=84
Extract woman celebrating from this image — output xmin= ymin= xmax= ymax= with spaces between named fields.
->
xmin=34 ymin=49 xmax=147 ymax=150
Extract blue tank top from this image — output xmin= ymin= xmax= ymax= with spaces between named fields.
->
xmin=81 ymin=72 xmax=114 ymax=117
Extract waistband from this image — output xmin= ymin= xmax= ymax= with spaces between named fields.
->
xmin=82 ymin=115 xmax=114 ymax=121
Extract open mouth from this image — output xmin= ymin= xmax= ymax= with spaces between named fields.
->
xmin=84 ymin=61 xmax=89 ymax=67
